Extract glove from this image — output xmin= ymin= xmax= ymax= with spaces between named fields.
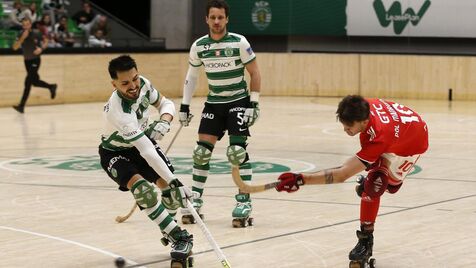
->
xmin=243 ymin=101 xmax=260 ymax=127
xmin=275 ymin=172 xmax=304 ymax=193
xmin=145 ymin=119 xmax=170 ymax=140
xmin=179 ymin=104 xmax=193 ymax=127
xmin=168 ymin=178 xmax=192 ymax=208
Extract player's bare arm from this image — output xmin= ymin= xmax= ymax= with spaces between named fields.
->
xmin=303 ymin=156 xmax=367 ymax=185
xmin=245 ymin=59 xmax=261 ymax=93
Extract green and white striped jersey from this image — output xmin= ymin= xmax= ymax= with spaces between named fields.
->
xmin=100 ymin=76 xmax=160 ymax=151
xmin=189 ymin=32 xmax=256 ymax=104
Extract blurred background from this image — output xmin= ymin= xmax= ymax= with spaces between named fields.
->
xmin=1 ymin=0 xmax=476 ymax=107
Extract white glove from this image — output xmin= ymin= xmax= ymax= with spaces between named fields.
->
xmin=243 ymin=101 xmax=260 ymax=127
xmin=168 ymin=179 xmax=192 ymax=208
xmin=179 ymin=104 xmax=193 ymax=127
xmin=145 ymin=120 xmax=170 ymax=140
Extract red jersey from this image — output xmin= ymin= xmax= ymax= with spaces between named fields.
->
xmin=356 ymin=98 xmax=429 ymax=164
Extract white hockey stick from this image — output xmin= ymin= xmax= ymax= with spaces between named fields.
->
xmin=186 ymin=199 xmax=232 ymax=268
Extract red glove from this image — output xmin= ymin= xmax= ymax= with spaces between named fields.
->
xmin=275 ymin=172 xmax=304 ymax=193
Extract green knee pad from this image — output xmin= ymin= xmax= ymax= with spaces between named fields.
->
xmin=193 ymin=141 xmax=214 ymax=165
xmin=226 ymin=145 xmax=247 ymax=165
xmin=227 ymin=136 xmax=248 ymax=165
xmin=161 ymin=188 xmax=180 ymax=210
xmin=131 ymin=178 xmax=158 ymax=208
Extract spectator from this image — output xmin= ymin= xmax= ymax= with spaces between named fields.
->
xmin=90 ymin=15 xmax=111 ymax=41
xmin=21 ymin=2 xmax=39 ymax=23
xmin=88 ymin=29 xmax=111 ymax=47
xmin=37 ymin=14 xmax=60 ymax=47
xmin=72 ymin=1 xmax=99 ymax=37
xmin=54 ymin=15 xmax=75 ymax=47
xmin=42 ymin=0 xmax=70 ymax=24
xmin=7 ymin=1 xmax=24 ymax=30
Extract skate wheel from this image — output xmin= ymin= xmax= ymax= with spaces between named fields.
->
xmin=247 ymin=217 xmax=254 ymax=226
xmin=181 ymin=215 xmax=195 ymax=224
xmin=161 ymin=237 xmax=169 ymax=246
xmin=232 ymin=218 xmax=245 ymax=228
xmin=171 ymin=260 xmax=181 ymax=268
xmin=369 ymin=258 xmax=376 ymax=268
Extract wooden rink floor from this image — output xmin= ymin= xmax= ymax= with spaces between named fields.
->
xmin=0 ymin=97 xmax=475 ymax=268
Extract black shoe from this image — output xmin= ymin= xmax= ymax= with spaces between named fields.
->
xmin=13 ymin=105 xmax=24 ymax=113
xmin=49 ymin=84 xmax=57 ymax=99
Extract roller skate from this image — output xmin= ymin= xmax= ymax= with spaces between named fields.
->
xmin=231 ymin=193 xmax=253 ymax=228
xmin=181 ymin=192 xmax=204 ymax=224
xmin=160 ymin=227 xmax=194 ymax=268
xmin=349 ymin=230 xmax=376 ymax=268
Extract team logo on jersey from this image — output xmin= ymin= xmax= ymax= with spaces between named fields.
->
xmin=224 ymin=47 xmax=233 ymax=57
xmin=246 ymin=47 xmax=253 ymax=55
xmin=252 ymin=1 xmax=272 ymax=31
xmin=367 ymin=126 xmax=377 ymax=141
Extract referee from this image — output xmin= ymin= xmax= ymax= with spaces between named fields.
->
xmin=12 ymin=17 xmax=57 ymax=114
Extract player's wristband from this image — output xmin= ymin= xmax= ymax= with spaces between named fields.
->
xmin=250 ymin=91 xmax=260 ymax=103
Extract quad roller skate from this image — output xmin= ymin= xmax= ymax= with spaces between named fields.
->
xmin=161 ymin=227 xmax=194 ymax=268
xmin=231 ymin=193 xmax=253 ymax=228
xmin=349 ymin=230 xmax=376 ymax=268
xmin=181 ymin=194 xmax=204 ymax=224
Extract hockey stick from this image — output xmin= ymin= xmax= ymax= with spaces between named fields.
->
xmin=231 ymin=166 xmax=279 ymax=193
xmin=115 ymin=120 xmax=190 ymax=223
xmin=186 ymin=199 xmax=232 ymax=268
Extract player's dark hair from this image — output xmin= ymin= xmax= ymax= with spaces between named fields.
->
xmin=108 ymin=55 xmax=137 ymax=79
xmin=336 ymin=95 xmax=370 ymax=125
xmin=206 ymin=0 xmax=229 ymax=17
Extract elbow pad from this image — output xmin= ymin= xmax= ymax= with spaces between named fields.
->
xmin=158 ymin=96 xmax=175 ymax=117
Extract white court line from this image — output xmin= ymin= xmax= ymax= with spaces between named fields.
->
xmin=0 ymin=225 xmax=144 ymax=267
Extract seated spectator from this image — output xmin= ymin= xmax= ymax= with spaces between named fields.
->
xmin=37 ymin=14 xmax=60 ymax=47
xmin=72 ymin=1 xmax=99 ymax=37
xmin=42 ymin=0 xmax=70 ymax=24
xmin=90 ymin=15 xmax=111 ymax=41
xmin=54 ymin=15 xmax=75 ymax=47
xmin=88 ymin=29 xmax=111 ymax=48
xmin=7 ymin=1 xmax=24 ymax=30
xmin=21 ymin=2 xmax=39 ymax=23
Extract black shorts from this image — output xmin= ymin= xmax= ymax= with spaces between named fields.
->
xmin=198 ymin=97 xmax=251 ymax=140
xmin=98 ymin=139 xmax=174 ymax=192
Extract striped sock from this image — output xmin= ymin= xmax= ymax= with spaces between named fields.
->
xmin=239 ymin=162 xmax=252 ymax=182
xmin=143 ymin=201 xmax=178 ymax=234
xmin=192 ymin=163 xmax=209 ymax=196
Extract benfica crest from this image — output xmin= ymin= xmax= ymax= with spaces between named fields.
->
xmin=251 ymin=1 xmax=272 ymax=31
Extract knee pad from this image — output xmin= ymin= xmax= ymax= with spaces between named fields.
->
xmin=226 ymin=144 xmax=248 ymax=165
xmin=363 ymin=167 xmax=389 ymax=198
xmin=193 ymin=141 xmax=213 ymax=165
xmin=131 ymin=178 xmax=158 ymax=208
xmin=161 ymin=189 xmax=180 ymax=211
xmin=387 ymin=182 xmax=403 ymax=194
xmin=227 ymin=136 xmax=249 ymax=165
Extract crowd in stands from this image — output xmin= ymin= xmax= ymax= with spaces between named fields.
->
xmin=1 ymin=0 xmax=112 ymax=48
